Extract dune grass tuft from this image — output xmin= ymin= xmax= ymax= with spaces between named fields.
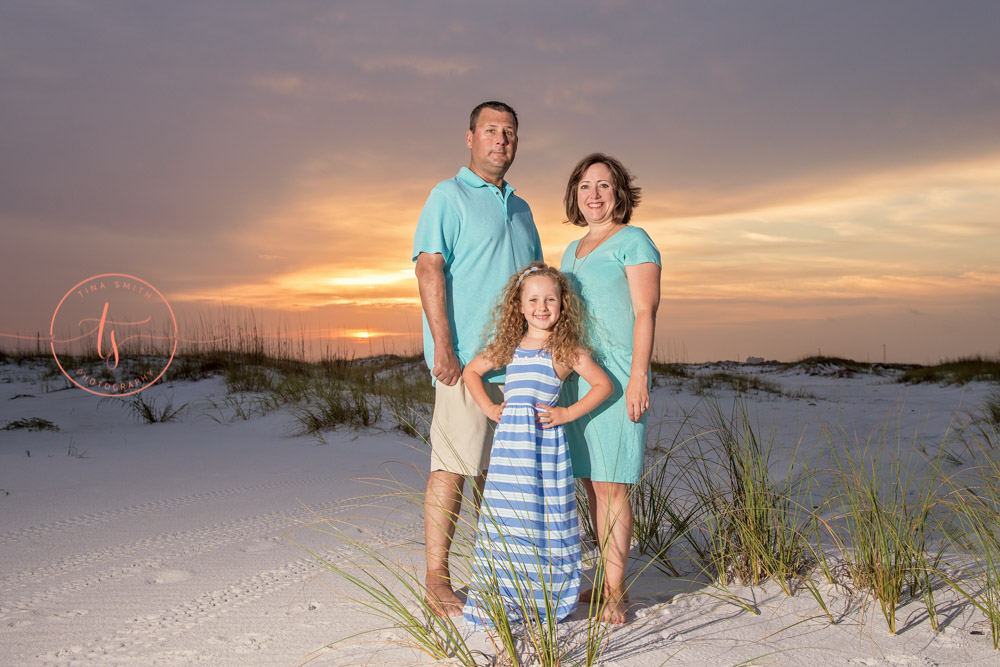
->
xmin=3 ymin=417 xmax=60 ymax=432
xmin=119 ymin=392 xmax=189 ymax=424
xmin=898 ymin=355 xmax=1000 ymax=385
xmin=822 ymin=410 xmax=946 ymax=634
xmin=686 ymin=399 xmax=813 ymax=593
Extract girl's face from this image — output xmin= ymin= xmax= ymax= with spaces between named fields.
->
xmin=576 ymin=162 xmax=616 ymax=226
xmin=519 ymin=275 xmax=561 ymax=334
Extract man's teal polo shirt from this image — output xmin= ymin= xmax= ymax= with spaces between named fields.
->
xmin=412 ymin=167 xmax=543 ymax=380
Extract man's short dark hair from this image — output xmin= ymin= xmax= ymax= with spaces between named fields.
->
xmin=469 ymin=101 xmax=518 ymax=132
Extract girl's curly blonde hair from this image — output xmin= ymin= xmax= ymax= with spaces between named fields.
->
xmin=481 ymin=262 xmax=588 ymax=369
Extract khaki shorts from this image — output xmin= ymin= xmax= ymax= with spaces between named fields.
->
xmin=429 ymin=378 xmax=504 ymax=475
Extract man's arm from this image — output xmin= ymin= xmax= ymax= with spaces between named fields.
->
xmin=415 ymin=252 xmax=461 ymax=385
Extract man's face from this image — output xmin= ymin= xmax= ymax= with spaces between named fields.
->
xmin=466 ymin=108 xmax=518 ymax=183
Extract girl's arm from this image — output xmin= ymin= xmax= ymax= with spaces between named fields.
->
xmin=538 ymin=349 xmax=612 ymax=429
xmin=462 ymin=355 xmax=505 ymax=422
xmin=624 ymin=262 xmax=661 ymax=422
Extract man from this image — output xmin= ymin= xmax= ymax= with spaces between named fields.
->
xmin=412 ymin=101 xmax=543 ymax=616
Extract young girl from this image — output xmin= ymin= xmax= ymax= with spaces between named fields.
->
xmin=461 ymin=262 xmax=612 ymax=630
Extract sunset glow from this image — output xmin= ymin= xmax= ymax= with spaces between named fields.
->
xmin=2 ymin=2 xmax=998 ymax=364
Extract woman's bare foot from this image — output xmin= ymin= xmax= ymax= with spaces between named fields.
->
xmin=600 ymin=595 xmax=627 ymax=624
xmin=424 ymin=583 xmax=464 ymax=617
xmin=578 ymin=587 xmax=629 ymax=605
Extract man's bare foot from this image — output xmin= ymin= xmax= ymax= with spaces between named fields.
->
xmin=424 ymin=583 xmax=464 ymax=617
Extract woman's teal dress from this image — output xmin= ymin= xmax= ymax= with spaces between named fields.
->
xmin=559 ymin=225 xmax=661 ymax=484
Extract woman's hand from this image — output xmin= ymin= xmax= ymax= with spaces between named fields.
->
xmin=624 ymin=261 xmax=659 ymax=424
xmin=486 ymin=402 xmax=506 ymax=423
xmin=625 ymin=377 xmax=650 ymax=423
xmin=537 ymin=403 xmax=571 ymax=429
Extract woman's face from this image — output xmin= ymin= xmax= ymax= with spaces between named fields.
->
xmin=576 ymin=162 xmax=616 ymax=226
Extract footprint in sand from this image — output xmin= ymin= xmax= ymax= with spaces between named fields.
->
xmin=232 ymin=633 xmax=271 ymax=653
xmin=242 ymin=536 xmax=280 ymax=553
xmin=932 ymin=627 xmax=963 ymax=647
xmin=145 ymin=569 xmax=192 ymax=585
xmin=46 ymin=609 xmax=89 ymax=622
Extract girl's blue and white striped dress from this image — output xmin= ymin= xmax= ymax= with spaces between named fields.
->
xmin=463 ymin=346 xmax=581 ymax=631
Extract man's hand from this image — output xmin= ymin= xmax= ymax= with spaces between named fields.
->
xmin=433 ymin=348 xmax=462 ymax=386
xmin=416 ymin=252 xmax=461 ymax=386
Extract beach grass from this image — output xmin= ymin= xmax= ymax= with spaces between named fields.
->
xmin=225 ymin=351 xmax=1000 ymax=653
xmin=6 ymin=338 xmax=1000 ymax=655
xmin=898 ymin=354 xmax=1000 ymax=385
xmin=296 ymin=461 xmax=623 ymax=667
xmin=939 ymin=426 xmax=1000 ymax=648
xmin=973 ymin=389 xmax=1000 ymax=447
xmin=821 ymin=408 xmax=949 ymax=635
xmin=683 ymin=397 xmax=813 ymax=594
xmin=117 ymin=392 xmax=189 ymax=424
xmin=2 ymin=416 xmax=60 ymax=431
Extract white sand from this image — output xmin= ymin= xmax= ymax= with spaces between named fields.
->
xmin=1 ymin=360 xmax=998 ymax=666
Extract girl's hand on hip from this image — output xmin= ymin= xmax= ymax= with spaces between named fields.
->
xmin=487 ymin=402 xmax=506 ymax=423
xmin=625 ymin=378 xmax=650 ymax=423
xmin=537 ymin=404 xmax=571 ymax=429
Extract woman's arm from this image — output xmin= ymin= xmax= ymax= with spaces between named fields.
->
xmin=538 ymin=350 xmax=612 ymax=429
xmin=624 ymin=262 xmax=661 ymax=422
xmin=462 ymin=355 xmax=505 ymax=422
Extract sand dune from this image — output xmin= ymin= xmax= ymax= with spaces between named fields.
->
xmin=1 ymin=360 xmax=998 ymax=666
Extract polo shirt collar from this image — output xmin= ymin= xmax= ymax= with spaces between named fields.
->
xmin=458 ymin=166 xmax=515 ymax=197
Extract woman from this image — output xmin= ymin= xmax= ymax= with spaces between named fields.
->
xmin=559 ymin=153 xmax=661 ymax=624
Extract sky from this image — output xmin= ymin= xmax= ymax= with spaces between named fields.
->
xmin=2 ymin=0 xmax=999 ymax=364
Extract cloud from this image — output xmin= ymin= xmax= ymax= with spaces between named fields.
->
xmin=3 ymin=1 xmax=1000 ymax=363
xmin=356 ymin=55 xmax=476 ymax=78
xmin=249 ymin=74 xmax=306 ymax=95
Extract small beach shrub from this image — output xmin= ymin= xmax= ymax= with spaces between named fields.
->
xmin=272 ymin=370 xmax=313 ymax=404
xmin=292 ymin=384 xmax=383 ymax=437
xmin=224 ymin=364 xmax=277 ymax=393
xmin=3 ymin=417 xmax=60 ymax=432
xmin=898 ymin=355 xmax=1000 ymax=385
xmin=783 ymin=355 xmax=871 ymax=374
xmin=651 ymin=361 xmax=691 ymax=384
xmin=122 ymin=393 xmax=188 ymax=424
xmin=204 ymin=393 xmax=281 ymax=423
xmin=164 ymin=353 xmax=227 ymax=382
xmin=691 ymin=372 xmax=803 ymax=399
xmin=978 ymin=390 xmax=1000 ymax=440
xmin=287 ymin=355 xmax=433 ymax=439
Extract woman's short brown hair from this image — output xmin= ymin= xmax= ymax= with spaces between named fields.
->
xmin=563 ymin=153 xmax=641 ymax=227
